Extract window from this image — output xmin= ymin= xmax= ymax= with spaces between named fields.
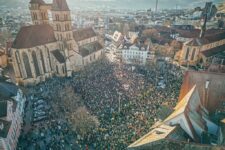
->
xmin=185 ymin=47 xmax=190 ymax=60
xmin=22 ymin=52 xmax=32 ymax=78
xmin=40 ymin=50 xmax=46 ymax=73
xmin=56 ymin=24 xmax=61 ymax=31
xmin=64 ymin=14 xmax=68 ymax=20
xmin=191 ymin=48 xmax=196 ymax=60
xmin=15 ymin=51 xmax=22 ymax=77
xmin=55 ymin=14 xmax=60 ymax=21
xmin=32 ymin=51 xmax=41 ymax=76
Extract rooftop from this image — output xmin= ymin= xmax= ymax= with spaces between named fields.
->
xmin=52 ymin=0 xmax=69 ymax=11
xmin=73 ymin=28 xmax=97 ymax=42
xmin=79 ymin=42 xmax=103 ymax=57
xmin=128 ymin=124 xmax=177 ymax=148
xmin=12 ymin=24 xmax=56 ymax=49
xmin=179 ymin=71 xmax=225 ymax=113
xmin=0 ymin=119 xmax=12 ymax=138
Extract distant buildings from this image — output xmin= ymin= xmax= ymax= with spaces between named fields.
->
xmin=128 ymin=71 xmax=225 ymax=149
xmin=11 ymin=0 xmax=104 ymax=86
xmin=0 ymin=74 xmax=26 ymax=150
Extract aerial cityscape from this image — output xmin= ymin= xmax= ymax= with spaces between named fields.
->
xmin=0 ymin=0 xmax=225 ymax=150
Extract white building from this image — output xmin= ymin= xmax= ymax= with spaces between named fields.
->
xmin=122 ymin=45 xmax=151 ymax=65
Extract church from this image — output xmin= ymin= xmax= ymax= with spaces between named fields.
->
xmin=11 ymin=0 xmax=104 ymax=86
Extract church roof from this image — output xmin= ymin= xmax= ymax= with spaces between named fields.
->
xmin=51 ymin=50 xmax=65 ymax=64
xmin=52 ymin=0 xmax=70 ymax=11
xmin=73 ymin=28 xmax=97 ymax=42
xmin=30 ymin=0 xmax=45 ymax=5
xmin=12 ymin=24 xmax=56 ymax=49
xmin=79 ymin=42 xmax=103 ymax=57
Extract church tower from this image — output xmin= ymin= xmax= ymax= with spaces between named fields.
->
xmin=29 ymin=0 xmax=50 ymax=25
xmin=52 ymin=0 xmax=74 ymax=51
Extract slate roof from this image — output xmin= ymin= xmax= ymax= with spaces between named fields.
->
xmin=30 ymin=0 xmax=45 ymax=4
xmin=0 ymin=81 xmax=18 ymax=99
xmin=0 ymin=119 xmax=12 ymax=138
xmin=73 ymin=28 xmax=97 ymax=42
xmin=52 ymin=0 xmax=70 ymax=11
xmin=51 ymin=50 xmax=65 ymax=64
xmin=201 ymin=44 xmax=225 ymax=57
xmin=0 ymin=101 xmax=7 ymax=118
xmin=12 ymin=24 xmax=56 ymax=49
xmin=79 ymin=42 xmax=103 ymax=57
xmin=185 ymin=31 xmax=225 ymax=46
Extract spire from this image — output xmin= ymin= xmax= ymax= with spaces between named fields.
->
xmin=52 ymin=0 xmax=70 ymax=11
xmin=30 ymin=0 xmax=45 ymax=5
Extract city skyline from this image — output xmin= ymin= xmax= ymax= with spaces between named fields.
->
xmin=0 ymin=0 xmax=224 ymax=10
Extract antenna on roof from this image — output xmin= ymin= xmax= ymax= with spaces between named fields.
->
xmin=155 ymin=0 xmax=158 ymax=13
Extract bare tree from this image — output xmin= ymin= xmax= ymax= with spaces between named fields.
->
xmin=70 ymin=107 xmax=100 ymax=139
xmin=58 ymin=85 xmax=82 ymax=112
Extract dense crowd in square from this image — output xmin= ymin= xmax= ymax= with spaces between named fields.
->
xmin=17 ymin=58 xmax=183 ymax=150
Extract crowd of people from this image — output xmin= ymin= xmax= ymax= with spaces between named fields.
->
xmin=18 ymin=58 xmax=183 ymax=149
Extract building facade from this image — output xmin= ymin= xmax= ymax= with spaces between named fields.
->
xmin=11 ymin=0 xmax=104 ymax=86
xmin=179 ymin=31 xmax=225 ymax=67
xmin=121 ymin=45 xmax=151 ymax=65
xmin=0 ymin=77 xmax=26 ymax=150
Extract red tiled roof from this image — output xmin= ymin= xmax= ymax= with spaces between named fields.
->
xmin=12 ymin=24 xmax=56 ymax=49
xmin=73 ymin=28 xmax=97 ymax=42
xmin=52 ymin=0 xmax=69 ymax=11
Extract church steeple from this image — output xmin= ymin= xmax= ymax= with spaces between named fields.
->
xmin=52 ymin=0 xmax=70 ymax=11
xmin=29 ymin=0 xmax=50 ymax=25
xmin=51 ymin=0 xmax=74 ymax=51
xmin=30 ymin=0 xmax=45 ymax=5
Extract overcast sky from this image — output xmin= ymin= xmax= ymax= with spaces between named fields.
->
xmin=37 ymin=0 xmax=224 ymax=10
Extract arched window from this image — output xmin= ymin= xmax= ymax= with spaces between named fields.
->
xmin=64 ymin=14 xmax=68 ymax=20
xmin=40 ymin=50 xmax=46 ymax=73
xmin=185 ymin=47 xmax=190 ymax=60
xmin=15 ymin=51 xmax=22 ymax=77
xmin=22 ymin=52 xmax=32 ymax=78
xmin=56 ymin=65 xmax=59 ymax=74
xmin=46 ymin=47 xmax=52 ymax=71
xmin=32 ymin=51 xmax=41 ymax=76
xmin=56 ymin=24 xmax=61 ymax=31
xmin=191 ymin=48 xmax=196 ymax=60
xmin=55 ymin=14 xmax=59 ymax=21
